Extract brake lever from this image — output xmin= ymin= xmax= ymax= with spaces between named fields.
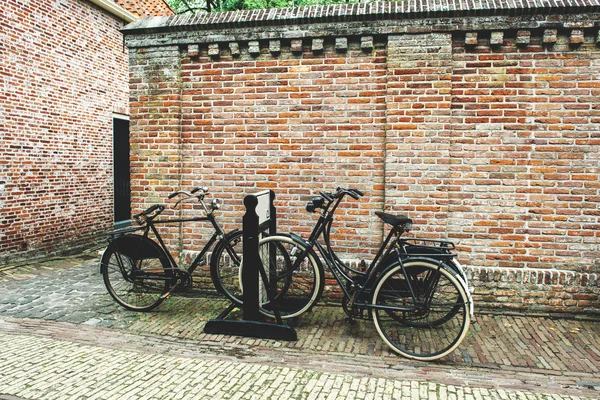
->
xmin=191 ymin=186 xmax=209 ymax=195
xmin=319 ymin=191 xmax=334 ymax=202
xmin=345 ymin=190 xmax=359 ymax=200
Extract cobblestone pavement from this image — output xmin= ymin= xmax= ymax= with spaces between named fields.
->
xmin=0 ymin=256 xmax=599 ymax=399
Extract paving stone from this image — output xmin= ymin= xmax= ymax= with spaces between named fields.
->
xmin=0 ymin=259 xmax=599 ymax=399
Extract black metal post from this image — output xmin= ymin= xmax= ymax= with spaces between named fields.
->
xmin=204 ymin=190 xmax=297 ymax=341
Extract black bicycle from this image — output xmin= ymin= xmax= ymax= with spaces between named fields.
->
xmin=237 ymin=187 xmax=473 ymax=361
xmin=100 ymin=187 xmax=244 ymax=312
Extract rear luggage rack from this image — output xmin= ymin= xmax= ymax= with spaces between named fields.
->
xmin=401 ymin=238 xmax=455 ymax=249
xmin=398 ymin=238 xmax=456 ymax=257
xmin=108 ymin=225 xmax=145 ymax=239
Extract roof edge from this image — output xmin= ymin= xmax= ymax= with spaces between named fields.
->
xmin=88 ymin=0 xmax=138 ymax=23
xmin=122 ymin=0 xmax=600 ymax=34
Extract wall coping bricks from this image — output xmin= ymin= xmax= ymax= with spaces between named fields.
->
xmin=122 ymin=1 xmax=600 ymax=49
xmin=123 ymin=0 xmax=600 ymax=36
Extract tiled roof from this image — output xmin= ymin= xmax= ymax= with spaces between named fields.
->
xmin=113 ymin=0 xmax=174 ymax=18
xmin=123 ymin=0 xmax=600 ymax=31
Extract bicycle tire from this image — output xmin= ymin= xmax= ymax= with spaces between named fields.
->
xmin=255 ymin=235 xmax=324 ymax=319
xmin=210 ymin=232 xmax=325 ymax=319
xmin=377 ymin=258 xmax=464 ymax=327
xmin=210 ymin=230 xmax=244 ymax=306
xmin=101 ymin=241 xmax=172 ymax=312
xmin=371 ymin=259 xmax=470 ymax=361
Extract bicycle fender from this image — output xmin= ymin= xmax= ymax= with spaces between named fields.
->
xmin=99 ymin=235 xmax=167 ymax=274
xmin=378 ymin=254 xmax=443 ymax=274
xmin=261 ymin=231 xmax=311 ymax=248
xmin=289 ymin=232 xmax=309 ymax=247
xmin=380 ymin=257 xmax=474 ymax=317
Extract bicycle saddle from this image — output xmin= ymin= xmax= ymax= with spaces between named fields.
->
xmin=375 ymin=211 xmax=413 ymax=228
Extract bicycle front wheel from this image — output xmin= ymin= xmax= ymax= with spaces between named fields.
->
xmin=371 ymin=260 xmax=470 ymax=361
xmin=101 ymin=244 xmax=171 ymax=312
xmin=210 ymin=230 xmax=244 ymax=306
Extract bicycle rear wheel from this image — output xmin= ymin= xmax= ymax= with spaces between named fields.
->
xmin=371 ymin=260 xmax=470 ymax=361
xmin=256 ymin=235 xmax=324 ymax=319
xmin=101 ymin=243 xmax=172 ymax=312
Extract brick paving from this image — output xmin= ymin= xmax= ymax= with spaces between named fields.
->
xmin=0 ymin=257 xmax=599 ymax=399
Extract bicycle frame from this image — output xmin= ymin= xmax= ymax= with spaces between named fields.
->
xmin=297 ymin=193 xmax=424 ymax=311
xmin=138 ymin=213 xmax=226 ymax=274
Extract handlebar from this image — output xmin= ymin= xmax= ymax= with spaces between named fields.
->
xmin=169 ymin=186 xmax=208 ymax=199
xmin=334 ymin=187 xmax=364 ymax=200
xmin=306 ymin=187 xmax=364 ymax=213
xmin=134 ymin=186 xmax=218 ymax=224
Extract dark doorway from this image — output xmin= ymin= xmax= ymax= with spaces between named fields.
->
xmin=113 ymin=117 xmax=131 ymax=227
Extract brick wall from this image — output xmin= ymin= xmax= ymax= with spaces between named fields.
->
xmin=123 ymin=2 xmax=600 ymax=314
xmin=0 ymin=0 xmax=130 ymax=262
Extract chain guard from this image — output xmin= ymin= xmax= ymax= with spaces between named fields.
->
xmin=342 ymin=276 xmax=369 ymax=321
xmin=175 ymin=269 xmax=193 ymax=292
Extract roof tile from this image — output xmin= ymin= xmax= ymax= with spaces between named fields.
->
xmin=113 ymin=0 xmax=173 ymax=18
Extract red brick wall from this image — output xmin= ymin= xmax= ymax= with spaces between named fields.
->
xmin=179 ymin=38 xmax=388 ymax=256
xmin=450 ymin=30 xmax=600 ymax=271
xmin=129 ymin=33 xmax=600 ymax=271
xmin=0 ymin=0 xmax=129 ymax=262
xmin=126 ymin=19 xmax=599 ymax=312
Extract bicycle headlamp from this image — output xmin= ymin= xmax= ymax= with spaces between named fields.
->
xmin=211 ymin=199 xmax=221 ymax=211
xmin=312 ymin=196 xmax=325 ymax=208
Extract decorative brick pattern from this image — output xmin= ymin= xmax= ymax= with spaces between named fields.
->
xmin=516 ymin=30 xmax=531 ymax=46
xmin=335 ymin=37 xmax=348 ymax=52
xmin=570 ymin=29 xmax=585 ymax=45
xmin=188 ymin=43 xmax=200 ymax=57
xmin=312 ymin=38 xmax=324 ymax=52
xmin=229 ymin=42 xmax=240 ymax=56
xmin=360 ymin=36 xmax=374 ymax=51
xmin=490 ymin=31 xmax=504 ymax=46
xmin=208 ymin=43 xmax=220 ymax=58
xmin=173 ymin=37 xmax=387 ymax=256
xmin=469 ymin=267 xmax=599 ymax=313
xmin=291 ymin=39 xmax=303 ymax=54
xmin=466 ymin=32 xmax=479 ymax=46
xmin=1 ymin=0 xmax=130 ymax=262
xmin=543 ymin=29 xmax=558 ymax=45
xmin=269 ymin=39 xmax=281 ymax=54
xmin=248 ymin=41 xmax=260 ymax=56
